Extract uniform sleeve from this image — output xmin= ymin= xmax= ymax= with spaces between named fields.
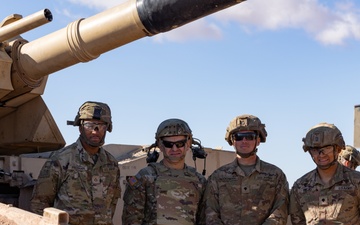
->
xmin=263 ymin=171 xmax=289 ymax=225
xmin=30 ymin=160 xmax=61 ymax=215
xmin=195 ymin=176 xmax=207 ymax=225
xmin=111 ymin=166 xmax=121 ymax=217
xmin=203 ymin=174 xmax=224 ymax=225
xmin=289 ymin=184 xmax=306 ymax=225
xmin=122 ymin=174 xmax=147 ymax=225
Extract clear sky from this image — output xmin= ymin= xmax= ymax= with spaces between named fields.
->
xmin=1 ymin=0 xmax=360 ymax=186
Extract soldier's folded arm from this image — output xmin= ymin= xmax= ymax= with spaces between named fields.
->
xmin=122 ymin=177 xmax=146 ymax=225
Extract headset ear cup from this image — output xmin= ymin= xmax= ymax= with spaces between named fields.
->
xmin=191 ymin=139 xmax=207 ymax=159
xmin=146 ymin=149 xmax=159 ymax=163
xmin=191 ymin=138 xmax=207 ymax=176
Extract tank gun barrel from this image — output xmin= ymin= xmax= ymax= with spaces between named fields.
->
xmin=0 ymin=9 xmax=52 ymax=43
xmin=0 ymin=0 xmax=246 ymax=155
xmin=17 ymin=0 xmax=245 ymax=81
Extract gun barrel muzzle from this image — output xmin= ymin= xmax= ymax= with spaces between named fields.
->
xmin=0 ymin=9 xmax=52 ymax=43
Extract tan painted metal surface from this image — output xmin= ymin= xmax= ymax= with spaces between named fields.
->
xmin=0 ymin=203 xmax=68 ymax=225
xmin=354 ymin=105 xmax=360 ymax=148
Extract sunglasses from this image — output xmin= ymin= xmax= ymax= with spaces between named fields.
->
xmin=233 ymin=132 xmax=257 ymax=141
xmin=309 ymin=145 xmax=334 ymax=156
xmin=161 ymin=139 xmax=188 ymax=148
xmin=82 ymin=121 xmax=108 ymax=131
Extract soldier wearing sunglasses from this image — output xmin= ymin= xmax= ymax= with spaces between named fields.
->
xmin=202 ymin=114 xmax=289 ymax=225
xmin=31 ymin=101 xmax=121 ymax=225
xmin=290 ymin=123 xmax=360 ymax=224
xmin=122 ymin=118 xmax=206 ymax=225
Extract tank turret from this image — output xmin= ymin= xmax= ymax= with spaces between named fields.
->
xmin=0 ymin=0 xmax=246 ymax=156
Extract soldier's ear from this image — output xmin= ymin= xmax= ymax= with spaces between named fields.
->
xmin=186 ymin=139 xmax=192 ymax=151
xmin=158 ymin=143 xmax=165 ymax=153
xmin=335 ymin=146 xmax=343 ymax=155
xmin=344 ymin=160 xmax=351 ymax=167
xmin=256 ymin=137 xmax=261 ymax=146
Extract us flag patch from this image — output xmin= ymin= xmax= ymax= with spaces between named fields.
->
xmin=127 ymin=176 xmax=138 ymax=186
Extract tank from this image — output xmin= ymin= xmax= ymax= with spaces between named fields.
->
xmin=0 ymin=0 xmax=245 ymax=224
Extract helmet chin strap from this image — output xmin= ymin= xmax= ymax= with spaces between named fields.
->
xmin=237 ymin=148 xmax=258 ymax=158
xmin=315 ymin=159 xmax=337 ymax=170
xmin=313 ymin=147 xmax=338 ymax=170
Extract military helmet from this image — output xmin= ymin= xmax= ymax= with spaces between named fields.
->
xmin=302 ymin=122 xmax=345 ymax=152
xmin=225 ymin=114 xmax=267 ymax=145
xmin=338 ymin=145 xmax=360 ymax=166
xmin=155 ymin=118 xmax=192 ymax=140
xmin=71 ymin=101 xmax=112 ymax=132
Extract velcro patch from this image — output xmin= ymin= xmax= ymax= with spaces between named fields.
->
xmin=38 ymin=161 xmax=52 ymax=178
xmin=127 ymin=176 xmax=138 ymax=187
xmin=335 ymin=185 xmax=355 ymax=191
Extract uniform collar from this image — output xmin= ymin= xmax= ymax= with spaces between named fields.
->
xmin=76 ymin=138 xmax=105 ymax=164
xmin=313 ymin=162 xmax=346 ymax=187
xmin=230 ymin=157 xmax=261 ymax=176
xmin=158 ymin=160 xmax=194 ymax=176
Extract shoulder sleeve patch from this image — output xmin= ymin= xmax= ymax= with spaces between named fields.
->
xmin=38 ymin=161 xmax=53 ymax=178
xmin=127 ymin=176 xmax=139 ymax=187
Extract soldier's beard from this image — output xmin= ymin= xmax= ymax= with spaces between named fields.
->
xmin=80 ymin=132 xmax=105 ymax=147
xmin=236 ymin=147 xmax=258 ymax=158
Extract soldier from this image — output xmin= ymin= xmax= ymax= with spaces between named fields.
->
xmin=338 ymin=145 xmax=360 ymax=170
xmin=122 ymin=118 xmax=206 ymax=225
xmin=290 ymin=122 xmax=360 ymax=224
xmin=202 ymin=114 xmax=289 ymax=224
xmin=31 ymin=101 xmax=121 ymax=225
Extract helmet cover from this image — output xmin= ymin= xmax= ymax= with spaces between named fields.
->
xmin=225 ymin=114 xmax=267 ymax=145
xmin=302 ymin=122 xmax=345 ymax=152
xmin=155 ymin=118 xmax=192 ymax=140
xmin=73 ymin=101 xmax=112 ymax=132
xmin=338 ymin=145 xmax=360 ymax=166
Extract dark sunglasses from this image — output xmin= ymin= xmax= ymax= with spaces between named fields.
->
xmin=233 ymin=132 xmax=257 ymax=141
xmin=161 ymin=139 xmax=188 ymax=148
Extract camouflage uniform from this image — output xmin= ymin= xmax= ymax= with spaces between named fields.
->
xmin=289 ymin=163 xmax=360 ymax=224
xmin=31 ymin=138 xmax=121 ymax=225
xmin=122 ymin=160 xmax=206 ymax=225
xmin=338 ymin=145 xmax=360 ymax=169
xmin=203 ymin=157 xmax=289 ymax=225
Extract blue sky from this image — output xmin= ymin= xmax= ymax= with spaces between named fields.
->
xmin=1 ymin=0 xmax=360 ymax=186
